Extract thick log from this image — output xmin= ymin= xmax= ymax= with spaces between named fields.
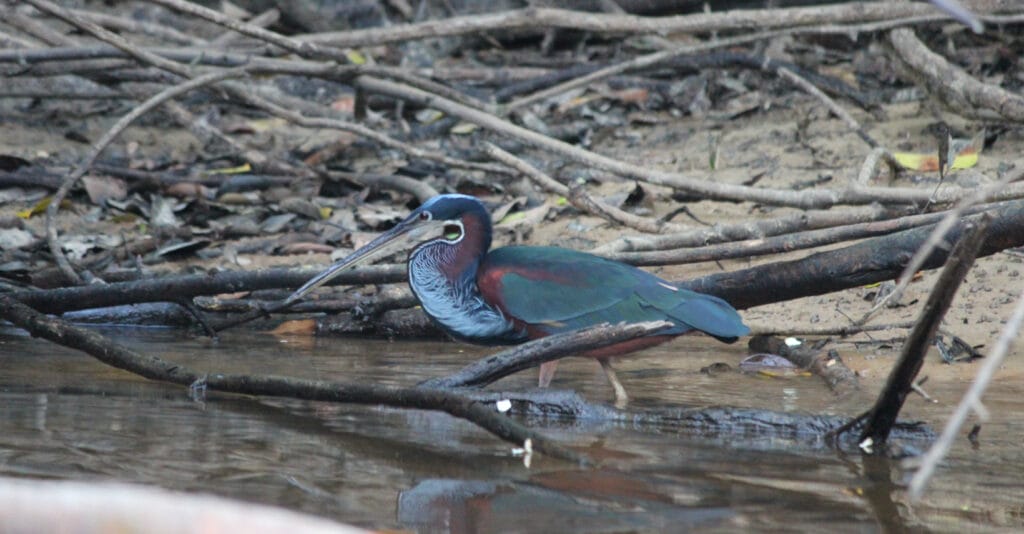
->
xmin=684 ymin=202 xmax=1024 ymax=310
xmin=8 ymin=202 xmax=1024 ymax=324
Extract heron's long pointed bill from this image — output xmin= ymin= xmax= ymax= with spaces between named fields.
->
xmin=285 ymin=220 xmax=435 ymax=304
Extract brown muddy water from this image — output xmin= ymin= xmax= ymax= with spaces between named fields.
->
xmin=1 ymin=327 xmax=1022 ymax=532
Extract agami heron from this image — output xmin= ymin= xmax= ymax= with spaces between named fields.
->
xmin=287 ymin=194 xmax=749 ymax=404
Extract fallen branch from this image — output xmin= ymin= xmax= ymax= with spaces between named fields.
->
xmin=0 ymin=294 xmax=586 ymax=464
xmin=685 ymin=201 xmax=1024 ymax=310
xmin=594 ymin=204 xmax=912 ymax=254
xmin=298 ymin=3 xmax=1011 ymax=48
xmin=8 ymin=265 xmax=405 ymax=315
xmin=857 ymin=215 xmax=991 ymax=451
xmin=605 ymin=201 xmax=1002 ymax=266
xmin=420 ymin=321 xmax=673 ymax=389
xmin=748 ymin=336 xmax=860 ymax=397
xmin=890 ymin=27 xmax=1024 ymax=122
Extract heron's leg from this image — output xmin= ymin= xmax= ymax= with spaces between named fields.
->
xmin=538 ymin=360 xmax=559 ymax=387
xmin=598 ymin=358 xmax=628 ymax=408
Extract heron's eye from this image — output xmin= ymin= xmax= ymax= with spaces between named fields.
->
xmin=443 ymin=224 xmax=462 ymax=241
xmin=419 ymin=211 xmax=431 ymax=221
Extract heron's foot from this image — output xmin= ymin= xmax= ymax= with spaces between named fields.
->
xmin=598 ymin=358 xmax=629 ymax=409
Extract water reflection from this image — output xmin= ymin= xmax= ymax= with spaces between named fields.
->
xmin=1 ymin=328 xmax=1023 ymax=531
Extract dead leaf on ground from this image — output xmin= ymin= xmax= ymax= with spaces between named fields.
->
xmin=280 ymin=197 xmax=325 ymax=220
xmin=355 ymin=203 xmax=406 ymax=229
xmin=82 ymin=174 xmax=127 ymax=205
xmin=0 ymin=228 xmax=38 ymax=250
xmin=330 ymin=95 xmax=356 ymax=113
xmin=165 ymin=182 xmax=212 ymax=200
xmin=272 ymin=319 xmax=317 ymax=336
xmin=59 ymin=234 xmax=123 ymax=261
xmin=893 ymin=130 xmax=985 ymax=172
xmin=149 ymin=195 xmax=182 ymax=228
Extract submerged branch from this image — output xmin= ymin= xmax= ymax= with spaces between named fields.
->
xmin=0 ymin=294 xmax=586 ymax=464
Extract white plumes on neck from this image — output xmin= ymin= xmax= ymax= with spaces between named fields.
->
xmin=408 ymin=242 xmax=519 ymax=342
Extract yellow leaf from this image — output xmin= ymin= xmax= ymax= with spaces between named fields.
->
xmin=345 ymin=49 xmax=367 ymax=65
xmin=109 ymin=213 xmax=139 ymax=223
xmin=950 ymin=152 xmax=979 ymax=170
xmin=415 ymin=109 xmax=444 ymax=124
xmin=246 ymin=118 xmax=287 ymax=132
xmin=206 ymin=163 xmax=252 ymax=175
xmin=498 ymin=211 xmax=526 ymax=224
xmin=17 ymin=196 xmax=54 ymax=219
xmin=893 ymin=152 xmax=931 ymax=171
xmin=450 ymin=122 xmax=478 ymax=135
xmin=318 ymin=206 xmax=333 ymax=220
xmin=892 ymin=130 xmax=984 ymax=173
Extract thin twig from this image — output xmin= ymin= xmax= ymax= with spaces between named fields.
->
xmin=908 ymin=289 xmax=1024 ymax=500
xmin=297 ymin=3 xmax=1011 ymax=48
xmin=505 ymin=30 xmax=785 ymax=112
xmin=855 ymin=147 xmax=900 ymax=187
xmin=568 ymin=184 xmax=689 ymax=234
xmin=69 ymin=7 xmax=209 ymax=45
xmin=147 ymin=0 xmax=346 ymax=61
xmin=148 ymin=0 xmax=489 ymax=111
xmin=775 ymin=66 xmax=878 ymax=148
xmin=484 ymin=142 xmax=569 ymax=196
xmin=210 ymin=8 xmax=280 ymax=47
xmin=595 ymin=204 xmax=912 ymax=254
xmin=8 ymin=7 xmax=79 ymax=46
xmin=605 ymin=201 xmax=1002 ymax=266
xmin=485 ymin=143 xmax=687 ymax=234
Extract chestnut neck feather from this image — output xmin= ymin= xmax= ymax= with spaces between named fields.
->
xmin=407 ymin=210 xmax=523 ymax=344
